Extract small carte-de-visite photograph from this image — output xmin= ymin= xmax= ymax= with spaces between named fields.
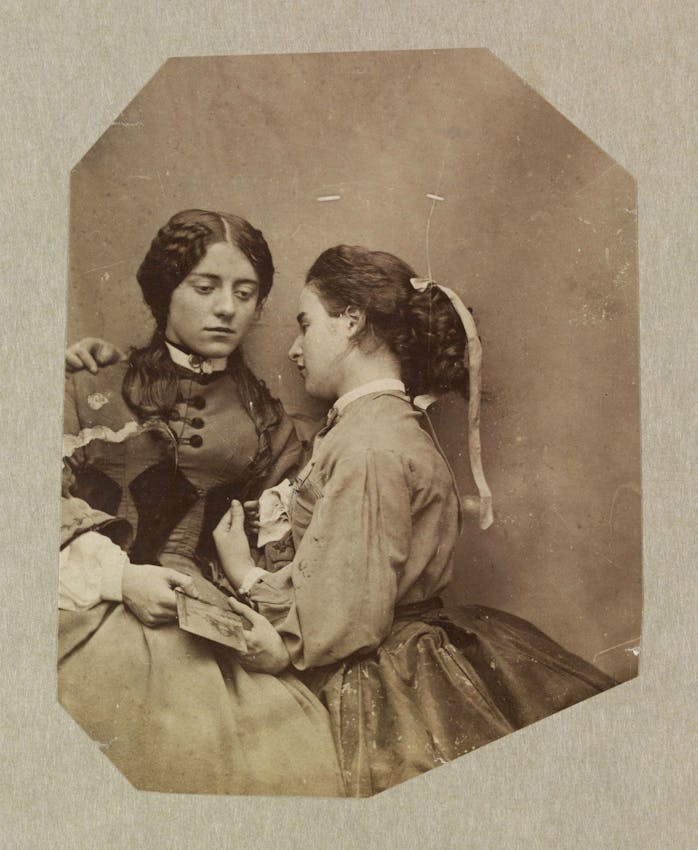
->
xmin=59 ymin=48 xmax=641 ymax=798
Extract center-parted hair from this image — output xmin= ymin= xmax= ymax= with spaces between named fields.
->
xmin=122 ymin=211 xmax=282 ymax=476
xmin=306 ymin=245 xmax=469 ymax=399
xmin=136 ymin=209 xmax=275 ymax=329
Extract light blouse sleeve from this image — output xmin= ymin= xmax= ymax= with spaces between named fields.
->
xmin=248 ymin=448 xmax=413 ymax=669
xmin=59 ymin=530 xmax=128 ymax=611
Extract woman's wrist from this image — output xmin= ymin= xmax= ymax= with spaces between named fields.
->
xmin=270 ymin=641 xmax=291 ymax=674
xmin=220 ymin=556 xmax=257 ymax=590
xmin=238 ymin=566 xmax=267 ymax=595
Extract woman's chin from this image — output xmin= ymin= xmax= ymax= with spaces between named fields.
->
xmin=192 ymin=340 xmax=239 ymax=360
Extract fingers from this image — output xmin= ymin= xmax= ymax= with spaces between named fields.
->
xmin=95 ymin=342 xmax=124 ymax=365
xmin=158 ymin=588 xmax=179 ymax=611
xmin=148 ymin=609 xmax=177 ymax=625
xmin=163 ymin=570 xmax=200 ymax=599
xmin=65 ymin=346 xmax=98 ymax=374
xmin=227 ymin=595 xmax=258 ymax=624
xmin=243 ymin=501 xmax=260 ymax=532
xmin=243 ymin=500 xmax=260 ymax=518
xmin=230 ymin=500 xmax=246 ymax=530
xmin=65 ymin=338 xmax=123 ymax=373
xmin=214 ymin=500 xmax=246 ymax=535
xmin=65 ymin=351 xmax=85 ymax=373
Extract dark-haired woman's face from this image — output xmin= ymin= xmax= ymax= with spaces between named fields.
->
xmin=165 ymin=241 xmax=261 ymax=359
xmin=288 ymin=287 xmax=350 ymax=400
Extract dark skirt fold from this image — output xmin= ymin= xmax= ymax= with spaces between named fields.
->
xmin=302 ymin=604 xmax=616 ymax=796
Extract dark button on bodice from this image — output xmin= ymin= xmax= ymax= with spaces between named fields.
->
xmin=190 ymin=395 xmax=206 ymax=410
xmin=188 ymin=434 xmax=203 ymax=448
xmin=190 ymin=417 xmax=205 ymax=429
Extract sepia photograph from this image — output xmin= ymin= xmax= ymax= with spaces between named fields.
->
xmin=57 ymin=49 xmax=640 ymax=798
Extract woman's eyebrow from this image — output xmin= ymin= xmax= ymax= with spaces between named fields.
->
xmin=233 ymin=278 xmax=259 ymax=287
xmin=188 ymin=272 xmax=221 ymax=282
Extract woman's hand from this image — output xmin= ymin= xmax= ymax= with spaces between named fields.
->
xmin=243 ymin=500 xmax=260 ymax=533
xmin=228 ymin=596 xmax=290 ymax=674
xmin=65 ymin=337 xmax=124 ymax=374
xmin=122 ymin=563 xmax=199 ymax=628
xmin=213 ymin=501 xmax=256 ymax=588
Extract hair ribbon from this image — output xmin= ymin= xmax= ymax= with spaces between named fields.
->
xmin=410 ymin=277 xmax=493 ymax=530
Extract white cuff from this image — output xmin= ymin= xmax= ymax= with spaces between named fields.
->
xmin=99 ymin=548 xmax=126 ymax=602
xmin=59 ymin=530 xmax=127 ymax=610
xmin=238 ymin=567 xmax=268 ymax=595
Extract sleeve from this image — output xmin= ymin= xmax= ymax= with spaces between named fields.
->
xmin=59 ymin=530 xmax=128 ymax=610
xmin=248 ymin=448 xmax=413 ymax=670
xmin=63 ymin=372 xmax=80 ymax=436
xmin=254 ymin=411 xmax=305 ymax=495
xmin=62 ymin=372 xmax=88 ymax=490
xmin=59 ymin=374 xmax=132 ymax=611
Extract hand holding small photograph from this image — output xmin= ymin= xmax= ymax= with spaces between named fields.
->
xmin=175 ymin=589 xmax=248 ymax=653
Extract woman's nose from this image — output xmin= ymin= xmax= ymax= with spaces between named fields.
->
xmin=213 ymin=288 xmax=236 ymax=317
xmin=288 ymin=335 xmax=302 ymax=361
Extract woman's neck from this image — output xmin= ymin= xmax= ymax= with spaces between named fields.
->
xmin=334 ymin=351 xmax=402 ymax=399
xmin=164 ymin=338 xmax=229 ymax=374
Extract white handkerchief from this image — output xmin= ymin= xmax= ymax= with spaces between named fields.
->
xmin=257 ymin=478 xmax=294 ymax=548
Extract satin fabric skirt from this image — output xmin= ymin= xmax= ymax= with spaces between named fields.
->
xmin=58 ymin=569 xmax=343 ymax=797
xmin=301 ymin=602 xmax=616 ymax=797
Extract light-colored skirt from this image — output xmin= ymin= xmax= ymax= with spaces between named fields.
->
xmin=58 ymin=567 xmax=343 ymax=797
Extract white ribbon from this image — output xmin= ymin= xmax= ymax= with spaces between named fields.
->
xmin=410 ymin=277 xmax=494 ymax=530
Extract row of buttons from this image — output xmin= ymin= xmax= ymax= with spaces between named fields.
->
xmin=171 ymin=394 xmax=206 ymax=448
xmin=169 ymin=411 xmax=204 ymax=428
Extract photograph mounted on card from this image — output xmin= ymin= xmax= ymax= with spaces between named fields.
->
xmin=175 ymin=589 xmax=248 ymax=652
xmin=57 ymin=48 xmax=640 ymax=799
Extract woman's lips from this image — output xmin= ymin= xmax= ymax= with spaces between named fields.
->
xmin=205 ymin=327 xmax=235 ymax=334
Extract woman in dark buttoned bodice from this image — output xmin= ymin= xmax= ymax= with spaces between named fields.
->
xmin=59 ymin=210 xmax=342 ymax=797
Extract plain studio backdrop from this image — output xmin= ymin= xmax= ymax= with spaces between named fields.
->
xmin=67 ymin=49 xmax=640 ymax=681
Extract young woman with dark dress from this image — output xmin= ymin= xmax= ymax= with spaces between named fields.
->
xmin=60 ymin=210 xmax=342 ymax=796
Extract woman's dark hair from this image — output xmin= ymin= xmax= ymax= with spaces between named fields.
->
xmin=122 ymin=210 xmax=281 ymax=457
xmin=306 ymin=245 xmax=469 ymax=399
xmin=135 ymin=209 xmax=274 ymax=330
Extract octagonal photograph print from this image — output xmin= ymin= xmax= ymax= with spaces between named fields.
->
xmin=59 ymin=49 xmax=640 ymax=797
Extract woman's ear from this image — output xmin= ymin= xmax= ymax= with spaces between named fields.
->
xmin=344 ymin=305 xmax=365 ymax=338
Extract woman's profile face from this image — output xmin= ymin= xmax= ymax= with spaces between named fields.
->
xmin=288 ymin=286 xmax=349 ymax=400
xmin=165 ymin=241 xmax=261 ymax=359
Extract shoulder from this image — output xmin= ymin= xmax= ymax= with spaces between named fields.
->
xmin=66 ymin=361 xmax=129 ymax=396
xmin=338 ymin=393 xmax=426 ymax=453
xmin=326 ymin=394 xmax=452 ymax=485
xmin=65 ymin=362 xmax=132 ymax=426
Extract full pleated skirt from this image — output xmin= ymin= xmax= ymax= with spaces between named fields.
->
xmin=301 ymin=603 xmax=616 ymax=797
xmin=58 ymin=601 xmax=343 ymax=797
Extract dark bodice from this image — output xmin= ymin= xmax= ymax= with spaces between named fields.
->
xmin=64 ymin=362 xmax=300 ymax=566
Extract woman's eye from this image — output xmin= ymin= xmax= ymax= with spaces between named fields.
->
xmin=235 ymin=289 xmax=255 ymax=302
xmin=194 ymin=285 xmax=213 ymax=294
